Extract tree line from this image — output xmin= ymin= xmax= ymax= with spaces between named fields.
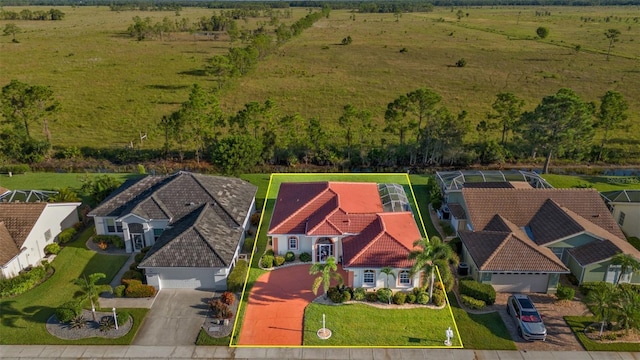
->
xmin=0 ymin=8 xmax=65 ymax=20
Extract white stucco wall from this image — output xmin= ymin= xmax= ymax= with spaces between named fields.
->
xmin=349 ymin=268 xmax=418 ymax=290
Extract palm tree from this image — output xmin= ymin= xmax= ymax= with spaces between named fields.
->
xmin=309 ymin=256 xmax=343 ymax=299
xmin=611 ymin=253 xmax=640 ymax=284
xmin=380 ymin=266 xmax=396 ymax=289
xmin=613 ymin=287 xmax=640 ymax=335
xmin=73 ymin=273 xmax=112 ymax=321
xmin=48 ymin=187 xmax=81 ymax=202
xmin=586 ymin=282 xmax=617 ymax=337
xmin=408 ymin=236 xmax=453 ymax=301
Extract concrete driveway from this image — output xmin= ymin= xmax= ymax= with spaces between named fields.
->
xmin=133 ymin=289 xmax=213 ymax=346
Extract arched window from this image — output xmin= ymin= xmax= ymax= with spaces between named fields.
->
xmin=363 ymin=270 xmax=375 ymax=286
xmin=288 ymin=236 xmax=298 ymax=250
xmin=398 ymin=270 xmax=411 ymax=286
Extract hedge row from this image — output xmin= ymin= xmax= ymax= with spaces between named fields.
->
xmin=0 ymin=266 xmax=47 ymax=297
xmin=0 ymin=164 xmax=30 ymax=174
xmin=123 ymin=279 xmax=157 ymax=298
xmin=461 ymin=294 xmax=486 ymax=309
xmin=58 ymin=228 xmax=77 ymax=244
xmin=227 ymin=259 xmax=248 ymax=293
xmin=459 ymin=279 xmax=496 ymax=305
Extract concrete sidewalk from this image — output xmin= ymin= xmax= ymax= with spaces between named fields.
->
xmin=1 ymin=346 xmax=639 ymax=359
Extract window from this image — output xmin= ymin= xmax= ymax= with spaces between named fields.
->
xmin=399 ymin=270 xmax=411 ymax=285
xmin=363 ymin=270 xmax=375 ymax=285
xmin=105 ymin=219 xmax=123 ymax=233
xmin=44 ymin=229 xmax=52 ymax=241
xmin=288 ymin=236 xmax=298 ymax=250
xmin=153 ymin=228 xmax=163 ymax=240
xmin=618 ymin=212 xmax=626 ymax=226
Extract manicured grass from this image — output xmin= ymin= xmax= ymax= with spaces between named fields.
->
xmin=408 ymin=174 xmax=439 ymax=238
xmin=195 ymin=328 xmax=231 ymax=346
xmin=0 ymin=172 xmax=135 ymax=191
xmin=565 ymin=316 xmax=640 ymax=352
xmin=447 ymin=292 xmax=516 ymax=350
xmin=542 ymin=174 xmax=640 ymax=191
xmin=303 ymin=303 xmax=462 ymax=347
xmin=0 ymin=227 xmax=135 ymax=344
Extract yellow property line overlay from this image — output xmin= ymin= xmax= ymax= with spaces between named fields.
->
xmin=229 ymin=173 xmax=464 ymax=349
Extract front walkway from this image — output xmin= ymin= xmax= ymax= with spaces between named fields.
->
xmin=238 ymin=264 xmax=347 ymax=346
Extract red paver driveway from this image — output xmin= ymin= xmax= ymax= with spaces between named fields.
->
xmin=239 ymin=264 xmax=346 ymax=346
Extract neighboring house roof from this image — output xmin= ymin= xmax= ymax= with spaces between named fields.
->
xmin=462 ymin=188 xmax=626 ymax=240
xmin=268 ymin=182 xmax=383 ymax=235
xmin=0 ymin=203 xmax=47 ymax=266
xmin=138 ymin=203 xmax=243 ymax=268
xmin=343 ymin=212 xmax=421 ymax=268
xmin=567 ymin=239 xmax=621 ymax=266
xmin=601 ymin=190 xmax=640 ymax=203
xmin=448 ymin=203 xmax=466 ymax=220
xmin=459 ymin=230 xmax=568 ymax=272
xmin=89 ymin=171 xmax=257 ymax=227
xmin=463 ymin=182 xmax=515 ymax=189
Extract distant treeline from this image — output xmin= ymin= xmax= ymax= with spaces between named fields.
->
xmin=2 ymin=0 xmax=640 ymax=8
xmin=0 ymin=8 xmax=65 ymax=20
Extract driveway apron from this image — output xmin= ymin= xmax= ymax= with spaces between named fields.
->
xmin=133 ymin=289 xmax=213 ymax=346
xmin=239 ymin=265 xmax=346 ymax=346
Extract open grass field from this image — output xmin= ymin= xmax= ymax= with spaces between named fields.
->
xmin=0 ymin=227 xmax=148 ymax=345
xmin=1 ymin=6 xmax=639 ymax=156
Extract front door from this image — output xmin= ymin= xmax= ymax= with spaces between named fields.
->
xmin=317 ymin=243 xmax=333 ymax=262
xmin=132 ymin=233 xmax=144 ymax=251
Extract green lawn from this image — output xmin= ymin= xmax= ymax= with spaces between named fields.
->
xmin=0 ymin=227 xmax=144 ymax=344
xmin=303 ymin=303 xmax=462 ymax=347
xmin=0 ymin=172 xmax=135 ymax=191
xmin=565 ymin=316 xmax=640 ymax=352
xmin=447 ymin=292 xmax=516 ymax=350
xmin=542 ymin=174 xmax=640 ymax=191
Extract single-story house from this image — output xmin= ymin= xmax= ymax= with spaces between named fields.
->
xmin=455 ymin=187 xmax=640 ymax=293
xmin=88 ymin=171 xmax=257 ymax=290
xmin=268 ymin=182 xmax=423 ymax=290
xmin=601 ymin=190 xmax=640 ymax=239
xmin=0 ymin=202 xmax=80 ymax=279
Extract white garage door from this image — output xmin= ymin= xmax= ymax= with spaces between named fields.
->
xmin=158 ymin=268 xmax=218 ymax=290
xmin=491 ymin=273 xmax=549 ymax=293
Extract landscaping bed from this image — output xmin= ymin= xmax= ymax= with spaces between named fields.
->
xmin=46 ymin=309 xmax=132 ymax=340
xmin=566 ymin=316 xmax=640 ymax=351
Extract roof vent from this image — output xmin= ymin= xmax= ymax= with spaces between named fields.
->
xmin=592 ymin=214 xmax=600 ymax=218
xmin=187 ymin=202 xmax=196 ymax=206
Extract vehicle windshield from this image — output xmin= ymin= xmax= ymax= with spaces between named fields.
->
xmin=521 ymin=311 xmax=541 ymax=323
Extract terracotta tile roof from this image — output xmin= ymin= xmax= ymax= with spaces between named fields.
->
xmin=459 ymin=231 xmax=569 ymax=272
xmin=139 ymin=203 xmax=243 ymax=268
xmin=0 ymin=186 xmax=9 ymax=195
xmin=0 ymin=222 xmax=20 ymax=266
xmin=89 ymin=172 xmax=257 ymax=227
xmin=0 ymin=203 xmax=47 ymax=249
xmin=268 ymin=182 xmax=382 ymax=235
xmin=462 ymin=188 xmax=626 ymax=240
xmin=568 ymin=239 xmax=621 ymax=266
xmin=448 ymin=203 xmax=466 ymax=219
xmin=343 ymin=212 xmax=421 ymax=268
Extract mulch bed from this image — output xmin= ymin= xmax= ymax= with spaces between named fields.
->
xmin=46 ymin=309 xmax=132 ymax=340
xmin=584 ymin=323 xmax=640 ymax=343
xmin=202 ymin=292 xmax=240 ymax=338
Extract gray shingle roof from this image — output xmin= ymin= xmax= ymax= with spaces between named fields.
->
xmin=568 ymin=239 xmax=621 ymax=266
xmin=528 ymin=199 xmax=584 ymax=245
xmin=138 ymin=203 xmax=244 ymax=268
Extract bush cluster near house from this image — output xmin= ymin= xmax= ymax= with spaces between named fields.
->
xmin=122 ymin=279 xmax=156 ymax=298
xmin=58 ymin=228 xmax=77 ymax=244
xmin=227 ymin=259 xmax=248 ymax=293
xmin=459 ymin=279 xmax=496 ymax=308
xmin=0 ymin=265 xmax=50 ymax=297
xmin=92 ymin=235 xmax=124 ymax=249
xmin=55 ymin=300 xmax=83 ymax=323
xmin=209 ymin=291 xmax=236 ymax=320
xmin=556 ymin=283 xmax=575 ymax=300
xmin=323 ymin=285 xmax=446 ymax=307
xmin=44 ymin=243 xmax=60 ymax=255
xmin=259 ymin=249 xmax=312 ymax=268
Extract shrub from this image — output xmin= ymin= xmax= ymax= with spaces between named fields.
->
xmin=44 ymin=243 xmax=60 ymax=255
xmin=432 ymin=289 xmax=445 ymax=306
xmin=221 ymin=291 xmax=236 ymax=306
xmin=406 ymin=293 xmax=417 ymax=304
xmin=377 ymin=288 xmax=392 ymax=303
xmin=261 ymin=255 xmax=274 ymax=268
xmin=265 ymin=249 xmax=275 ymax=256
xmin=393 ymin=292 xmax=407 ymax=305
xmin=121 ymin=279 xmax=142 ymax=287
xmin=365 ymin=290 xmax=378 ymax=302
xmin=58 ymin=228 xmax=77 ymax=244
xmin=92 ymin=235 xmax=123 ymax=249
xmin=274 ymin=255 xmax=285 ymax=267
xmin=342 ymin=288 xmax=352 ymax=302
xmin=114 ymin=285 xmax=126 ymax=298
xmin=462 ymin=294 xmax=486 ymax=309
xmin=459 ymin=279 xmax=496 ymax=305
xmin=116 ymin=311 xmax=130 ymax=326
xmin=556 ymin=284 xmax=575 ymax=300
xmin=455 ymin=58 xmax=467 ymax=67
xmin=125 ymin=283 xmax=157 ymax=298
xmin=0 ymin=266 xmax=47 ymax=297
xmin=439 ymin=221 xmax=455 ymax=236
xmin=243 ymin=237 xmax=255 ymax=253
xmin=299 ymin=252 xmax=312 ymax=262
xmin=129 ymin=262 xmax=141 ymax=270
xmin=209 ymin=299 xmax=233 ymax=319
xmin=353 ymin=287 xmax=366 ymax=301
xmin=55 ymin=308 xmax=76 ymax=323
xmin=122 ymin=270 xmax=143 ymax=282
xmin=134 ymin=252 xmax=146 ymax=263
xmin=579 ymin=282 xmax=602 ymax=296
xmin=536 ymin=26 xmax=549 ymax=39
xmin=69 ymin=315 xmax=87 ymax=329
xmin=99 ymin=316 xmax=115 ymax=332
xmin=227 ymin=260 xmax=248 ymax=292
xmin=328 ymin=287 xmax=343 ymax=303
xmin=250 ymin=212 xmax=261 ymax=227
xmin=285 ymin=251 xmax=295 ymax=262
xmin=0 ymin=164 xmax=30 ymax=174
xmin=341 ymin=35 xmax=352 ymax=45
xmin=416 ymin=291 xmax=430 ymax=305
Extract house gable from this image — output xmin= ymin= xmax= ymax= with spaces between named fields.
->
xmin=0 ymin=222 xmax=20 ymax=266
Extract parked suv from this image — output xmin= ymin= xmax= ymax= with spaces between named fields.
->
xmin=506 ymin=294 xmax=547 ymax=341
